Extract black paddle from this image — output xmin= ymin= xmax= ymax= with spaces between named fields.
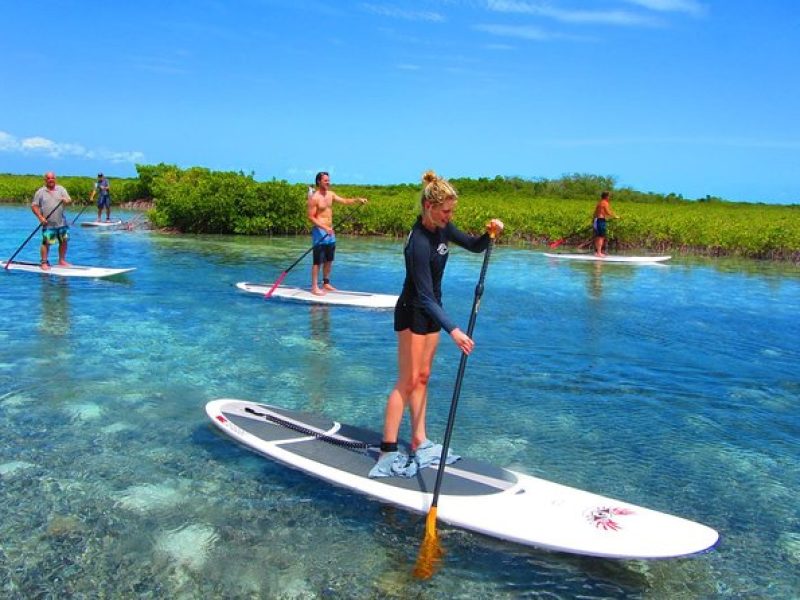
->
xmin=414 ymin=230 xmax=496 ymax=580
xmin=263 ymin=207 xmax=360 ymax=299
xmin=4 ymin=201 xmax=64 ymax=270
xmin=70 ymin=200 xmax=91 ymax=226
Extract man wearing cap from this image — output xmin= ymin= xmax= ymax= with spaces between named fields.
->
xmin=91 ymin=172 xmax=112 ymax=222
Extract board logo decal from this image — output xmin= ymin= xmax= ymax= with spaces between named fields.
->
xmin=586 ymin=506 xmax=635 ymax=531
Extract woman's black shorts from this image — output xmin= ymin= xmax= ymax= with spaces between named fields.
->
xmin=393 ymin=299 xmax=441 ymax=334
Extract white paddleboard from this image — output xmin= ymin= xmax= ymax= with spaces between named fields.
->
xmin=236 ymin=282 xmax=398 ymax=309
xmin=543 ymin=252 xmax=671 ymax=263
xmin=1 ymin=260 xmax=135 ymax=278
xmin=206 ymin=399 xmax=719 ymax=559
xmin=80 ymin=220 xmax=124 ymax=228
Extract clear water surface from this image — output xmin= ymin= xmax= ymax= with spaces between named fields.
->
xmin=1 ymin=204 xmax=798 ymax=598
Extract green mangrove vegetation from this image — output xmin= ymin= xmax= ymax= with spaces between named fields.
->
xmin=2 ymin=165 xmax=798 ymax=261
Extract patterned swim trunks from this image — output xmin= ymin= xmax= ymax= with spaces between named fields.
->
xmin=42 ymin=226 xmax=70 ymax=245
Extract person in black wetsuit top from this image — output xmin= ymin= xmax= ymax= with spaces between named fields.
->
xmin=369 ymin=170 xmax=504 ymax=478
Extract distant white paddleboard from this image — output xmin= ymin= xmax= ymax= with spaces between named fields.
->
xmin=207 ymin=398 xmax=719 ymax=559
xmin=1 ymin=260 xmax=135 ymax=278
xmin=543 ymin=252 xmax=672 ymax=263
xmin=236 ymin=282 xmax=398 ymax=309
xmin=80 ymin=220 xmax=124 ymax=228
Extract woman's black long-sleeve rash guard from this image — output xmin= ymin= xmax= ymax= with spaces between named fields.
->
xmin=399 ymin=217 xmax=490 ymax=333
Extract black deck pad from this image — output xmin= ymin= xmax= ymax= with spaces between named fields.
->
xmin=224 ymin=404 xmax=517 ymax=496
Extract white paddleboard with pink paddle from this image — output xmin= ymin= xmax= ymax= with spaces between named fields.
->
xmin=235 ymin=281 xmax=397 ymax=309
xmin=543 ymin=252 xmax=671 ymax=263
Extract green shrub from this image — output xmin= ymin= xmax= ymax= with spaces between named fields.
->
xmin=2 ymin=168 xmax=798 ymax=259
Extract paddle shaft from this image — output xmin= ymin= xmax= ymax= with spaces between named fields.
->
xmin=70 ymin=200 xmax=91 ymax=226
xmin=264 ymin=209 xmax=359 ymax=298
xmin=4 ymin=201 xmax=64 ymax=269
xmin=549 ymin=225 xmax=589 ymax=248
xmin=428 ymin=236 xmax=495 ymax=511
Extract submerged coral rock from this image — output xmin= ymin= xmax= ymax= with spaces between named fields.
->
xmin=154 ymin=523 xmax=219 ymax=571
xmin=115 ymin=483 xmax=185 ymax=513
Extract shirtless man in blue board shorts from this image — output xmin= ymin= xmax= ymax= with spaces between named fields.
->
xmin=306 ymin=172 xmax=368 ymax=296
xmin=593 ymin=191 xmax=618 ymax=257
xmin=31 ymin=172 xmax=72 ymax=270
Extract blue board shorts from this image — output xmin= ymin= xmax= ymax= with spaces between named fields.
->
xmin=42 ymin=226 xmax=69 ymax=245
xmin=313 ymin=243 xmax=335 ymax=265
xmin=97 ymin=195 xmax=110 ymax=209
xmin=593 ymin=218 xmax=607 ymax=237
xmin=311 ymin=226 xmax=336 ymax=265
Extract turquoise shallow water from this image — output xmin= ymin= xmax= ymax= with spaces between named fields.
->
xmin=1 ymin=204 xmax=798 ymax=598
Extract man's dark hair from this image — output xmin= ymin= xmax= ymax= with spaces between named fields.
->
xmin=315 ymin=171 xmax=328 ymax=186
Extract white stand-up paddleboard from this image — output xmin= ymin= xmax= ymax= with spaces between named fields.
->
xmin=1 ymin=260 xmax=135 ymax=278
xmin=206 ymin=399 xmax=719 ymax=559
xmin=236 ymin=282 xmax=398 ymax=309
xmin=543 ymin=252 xmax=672 ymax=263
xmin=80 ymin=220 xmax=124 ymax=228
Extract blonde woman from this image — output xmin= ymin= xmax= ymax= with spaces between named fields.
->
xmin=369 ymin=171 xmax=503 ymax=478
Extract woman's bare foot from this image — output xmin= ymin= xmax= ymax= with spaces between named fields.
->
xmin=40 ymin=261 xmax=51 ymax=271
xmin=323 ymin=282 xmax=337 ymax=291
xmin=57 ymin=260 xmax=72 ymax=267
xmin=311 ymin=287 xmax=326 ymax=296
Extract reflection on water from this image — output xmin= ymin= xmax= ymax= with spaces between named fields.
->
xmin=588 ymin=261 xmax=603 ymax=299
xmin=307 ymin=305 xmax=332 ymax=413
xmin=93 ymin=230 xmax=114 ymax=264
xmin=38 ymin=278 xmax=71 ymax=337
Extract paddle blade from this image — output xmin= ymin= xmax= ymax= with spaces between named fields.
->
xmin=548 ymin=238 xmax=566 ymax=249
xmin=413 ymin=508 xmax=444 ymax=580
xmin=263 ymin=272 xmax=287 ymax=299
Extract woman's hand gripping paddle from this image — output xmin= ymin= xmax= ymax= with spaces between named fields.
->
xmin=4 ymin=201 xmax=64 ymax=270
xmin=413 ymin=225 xmax=498 ymax=580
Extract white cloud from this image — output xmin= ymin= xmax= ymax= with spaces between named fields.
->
xmin=622 ymin=0 xmax=706 ymax=16
xmin=97 ymin=150 xmax=147 ymax=164
xmin=474 ymin=23 xmax=588 ymax=41
xmin=0 ymin=130 xmax=144 ymax=164
xmin=20 ymin=136 xmax=87 ymax=157
xmin=486 ymin=0 xmax=661 ymax=26
xmin=484 ymin=43 xmax=515 ymax=51
xmin=361 ymin=3 xmax=446 ymax=22
xmin=0 ymin=131 xmax=18 ymax=151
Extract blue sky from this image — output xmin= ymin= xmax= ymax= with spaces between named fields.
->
xmin=1 ymin=1 xmax=798 ymax=204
